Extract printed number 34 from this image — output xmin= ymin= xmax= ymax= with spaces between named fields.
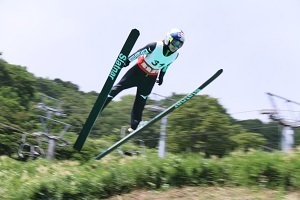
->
xmin=151 ymin=60 xmax=170 ymax=67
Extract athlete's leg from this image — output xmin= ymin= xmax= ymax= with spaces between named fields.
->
xmin=130 ymin=75 xmax=157 ymax=129
xmin=103 ymin=65 xmax=141 ymax=109
xmin=130 ymin=93 xmax=147 ymax=130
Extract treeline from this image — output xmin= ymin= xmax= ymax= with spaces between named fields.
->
xmin=0 ymin=59 xmax=299 ymax=160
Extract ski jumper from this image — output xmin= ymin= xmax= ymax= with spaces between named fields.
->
xmin=103 ymin=41 xmax=179 ymax=130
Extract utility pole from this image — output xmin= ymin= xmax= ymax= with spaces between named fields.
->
xmin=145 ymin=105 xmax=168 ymax=158
xmin=159 ymin=115 xmax=168 ymax=158
xmin=146 ymin=92 xmax=176 ymax=158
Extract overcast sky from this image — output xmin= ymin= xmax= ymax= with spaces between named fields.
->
xmin=1 ymin=0 xmax=300 ymax=122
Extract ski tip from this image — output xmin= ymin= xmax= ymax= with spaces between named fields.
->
xmin=216 ymin=69 xmax=223 ymax=75
xmin=131 ymin=29 xmax=140 ymax=35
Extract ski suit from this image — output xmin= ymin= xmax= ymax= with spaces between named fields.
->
xmin=103 ymin=40 xmax=179 ymax=130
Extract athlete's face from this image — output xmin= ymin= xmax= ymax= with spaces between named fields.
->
xmin=169 ymin=39 xmax=183 ymax=52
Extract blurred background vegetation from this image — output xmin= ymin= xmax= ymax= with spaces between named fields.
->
xmin=1 ymin=58 xmax=300 ymax=199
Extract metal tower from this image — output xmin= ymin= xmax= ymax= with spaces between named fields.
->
xmin=261 ymin=92 xmax=300 ymax=153
xmin=18 ymin=93 xmax=71 ymax=160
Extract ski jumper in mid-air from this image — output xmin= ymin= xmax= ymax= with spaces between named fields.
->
xmin=102 ymin=28 xmax=185 ymax=132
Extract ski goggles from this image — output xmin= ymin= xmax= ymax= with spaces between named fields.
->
xmin=171 ymin=39 xmax=183 ymax=48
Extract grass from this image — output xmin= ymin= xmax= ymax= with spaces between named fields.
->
xmin=107 ymin=186 xmax=300 ymax=200
xmin=1 ymin=149 xmax=300 ymax=199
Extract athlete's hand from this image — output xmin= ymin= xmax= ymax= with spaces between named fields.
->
xmin=157 ymin=71 xmax=165 ymax=85
xmin=156 ymin=77 xmax=163 ymax=86
xmin=123 ymin=59 xmax=130 ymax=67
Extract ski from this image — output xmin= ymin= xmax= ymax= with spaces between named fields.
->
xmin=95 ymin=69 xmax=223 ymax=160
xmin=73 ymin=29 xmax=140 ymax=151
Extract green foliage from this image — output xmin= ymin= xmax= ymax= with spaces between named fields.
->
xmin=0 ymin=59 xmax=280 ymax=161
xmin=0 ymin=61 xmax=36 ymax=109
xmin=288 ymin=150 xmax=300 ymax=188
xmin=1 ymin=150 xmax=300 ymax=199
xmin=231 ymin=132 xmax=267 ymax=151
xmin=1 ymin=49 xmax=300 ymax=199
xmin=235 ymin=119 xmax=280 ymax=150
xmin=0 ymin=130 xmax=21 ymax=156
xmin=166 ymin=95 xmax=258 ymax=157
xmin=223 ymin=150 xmax=294 ymax=189
xmin=293 ymin=128 xmax=300 ymax=147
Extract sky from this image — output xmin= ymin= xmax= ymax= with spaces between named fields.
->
xmin=1 ymin=0 xmax=300 ymax=123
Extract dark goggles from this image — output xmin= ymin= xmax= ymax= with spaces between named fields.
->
xmin=171 ymin=39 xmax=183 ymax=48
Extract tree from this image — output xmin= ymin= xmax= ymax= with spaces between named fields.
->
xmin=230 ymin=132 xmax=267 ymax=151
xmin=166 ymin=95 xmax=265 ymax=157
xmin=235 ymin=119 xmax=280 ymax=150
xmin=0 ymin=61 xmax=36 ymax=109
xmin=294 ymin=128 xmax=300 ymax=148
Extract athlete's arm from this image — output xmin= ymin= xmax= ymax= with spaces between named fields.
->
xmin=127 ymin=42 xmax=156 ymax=63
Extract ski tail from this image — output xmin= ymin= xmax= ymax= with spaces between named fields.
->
xmin=73 ymin=29 xmax=140 ymax=151
xmin=95 ymin=69 xmax=223 ymax=160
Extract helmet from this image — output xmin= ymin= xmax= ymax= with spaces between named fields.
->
xmin=164 ymin=28 xmax=185 ymax=48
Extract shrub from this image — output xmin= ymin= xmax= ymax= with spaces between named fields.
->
xmin=1 ymin=149 xmax=300 ymax=199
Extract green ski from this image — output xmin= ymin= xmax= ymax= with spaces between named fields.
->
xmin=73 ymin=29 xmax=140 ymax=151
xmin=95 ymin=69 xmax=223 ymax=160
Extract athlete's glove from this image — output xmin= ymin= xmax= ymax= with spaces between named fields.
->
xmin=123 ymin=59 xmax=130 ymax=67
xmin=156 ymin=71 xmax=165 ymax=86
xmin=156 ymin=77 xmax=163 ymax=86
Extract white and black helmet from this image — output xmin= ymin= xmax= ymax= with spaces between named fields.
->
xmin=164 ymin=28 xmax=185 ymax=48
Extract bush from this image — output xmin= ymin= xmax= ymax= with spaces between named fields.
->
xmin=223 ymin=150 xmax=292 ymax=189
xmin=1 ymin=149 xmax=300 ymax=199
xmin=288 ymin=151 xmax=300 ymax=188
